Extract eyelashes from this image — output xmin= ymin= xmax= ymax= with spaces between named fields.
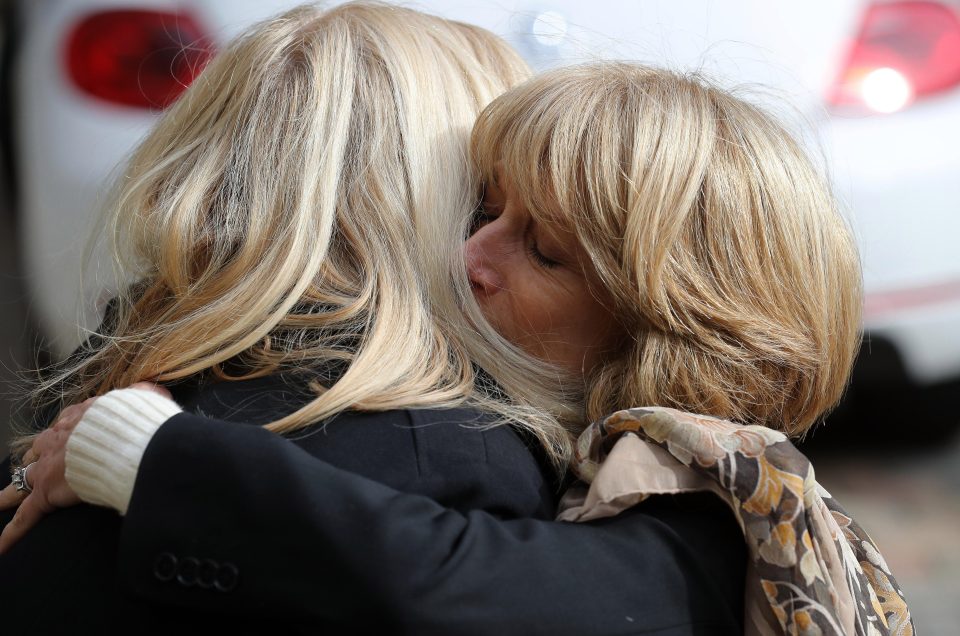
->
xmin=527 ymin=243 xmax=559 ymax=269
xmin=472 ymin=197 xmax=560 ymax=269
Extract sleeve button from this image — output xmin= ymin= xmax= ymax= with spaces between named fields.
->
xmin=197 ymin=558 xmax=219 ymax=589
xmin=176 ymin=556 xmax=200 ymax=587
xmin=153 ymin=552 xmax=178 ymax=582
xmin=214 ymin=562 xmax=239 ymax=592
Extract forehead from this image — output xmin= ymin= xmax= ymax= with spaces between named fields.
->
xmin=485 ymin=182 xmax=586 ymax=268
xmin=487 ymin=169 xmax=575 ymax=238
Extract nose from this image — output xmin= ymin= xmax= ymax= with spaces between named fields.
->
xmin=465 ymin=225 xmax=503 ymax=295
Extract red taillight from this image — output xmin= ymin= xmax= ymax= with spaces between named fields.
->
xmin=830 ymin=1 xmax=960 ymax=113
xmin=65 ymin=10 xmax=214 ymax=110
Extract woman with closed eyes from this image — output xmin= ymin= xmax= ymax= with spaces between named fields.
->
xmin=1 ymin=18 xmax=912 ymax=636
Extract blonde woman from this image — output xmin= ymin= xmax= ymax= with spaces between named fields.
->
xmin=3 ymin=57 xmax=911 ymax=636
xmin=0 ymin=3 xmax=582 ymax=631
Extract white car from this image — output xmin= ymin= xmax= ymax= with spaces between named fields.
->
xmin=8 ymin=0 xmax=960 ymax=390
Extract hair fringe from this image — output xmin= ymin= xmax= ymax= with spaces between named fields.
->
xmin=473 ymin=62 xmax=862 ymax=436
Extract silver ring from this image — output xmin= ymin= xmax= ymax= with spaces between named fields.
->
xmin=11 ymin=462 xmax=35 ymax=494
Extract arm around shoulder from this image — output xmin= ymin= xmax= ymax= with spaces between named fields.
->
xmin=119 ymin=413 xmax=744 ymax=634
xmin=65 ymin=388 xmax=182 ymax=513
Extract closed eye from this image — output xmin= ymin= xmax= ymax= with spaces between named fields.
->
xmin=528 ymin=243 xmax=560 ymax=269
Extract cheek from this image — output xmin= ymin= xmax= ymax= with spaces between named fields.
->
xmin=478 ymin=269 xmax=553 ymax=343
xmin=535 ymin=281 xmax=622 ymax=371
xmin=473 ymin=256 xmax=619 ymax=370
xmin=577 ymin=302 xmax=622 ymax=359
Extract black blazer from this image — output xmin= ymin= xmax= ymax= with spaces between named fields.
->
xmin=1 ymin=376 xmax=746 ymax=635
xmin=0 ymin=374 xmax=557 ymax=634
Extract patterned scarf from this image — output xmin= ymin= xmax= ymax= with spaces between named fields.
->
xmin=557 ymin=407 xmax=915 ymax=636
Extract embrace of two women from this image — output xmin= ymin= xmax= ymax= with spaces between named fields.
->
xmin=0 ymin=3 xmax=913 ymax=635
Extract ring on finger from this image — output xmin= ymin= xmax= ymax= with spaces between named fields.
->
xmin=11 ymin=463 xmax=36 ymax=494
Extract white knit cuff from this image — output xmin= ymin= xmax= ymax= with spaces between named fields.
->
xmin=65 ymin=388 xmax=182 ymax=515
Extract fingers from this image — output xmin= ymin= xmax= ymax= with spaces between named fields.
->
xmin=0 ymin=393 xmax=98 ymax=549
xmin=0 ymin=493 xmax=51 ymax=554
xmin=52 ymin=403 xmax=87 ymax=431
xmin=0 ymin=397 xmax=98 ymax=532
xmin=29 ymin=428 xmax=60 ymax=459
xmin=0 ymin=459 xmax=37 ymax=511
xmin=0 ymin=482 xmax=27 ymax=511
xmin=21 ymin=447 xmax=38 ymax=465
xmin=0 ymin=452 xmax=79 ymax=552
xmin=12 ymin=406 xmax=79 ymax=468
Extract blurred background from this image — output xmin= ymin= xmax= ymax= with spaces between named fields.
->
xmin=1 ymin=0 xmax=958 ymax=630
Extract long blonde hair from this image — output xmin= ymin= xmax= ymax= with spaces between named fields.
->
xmin=33 ymin=2 xmax=576 ymax=464
xmin=473 ymin=63 xmax=862 ymax=436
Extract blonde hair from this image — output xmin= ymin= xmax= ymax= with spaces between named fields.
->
xmin=31 ymin=2 xmax=576 ymax=465
xmin=473 ymin=63 xmax=862 ymax=436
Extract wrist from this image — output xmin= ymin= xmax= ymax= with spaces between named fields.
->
xmin=65 ymin=388 xmax=182 ymax=514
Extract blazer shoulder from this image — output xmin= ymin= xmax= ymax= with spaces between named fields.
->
xmin=404 ymin=407 xmax=557 ymax=519
xmin=404 ymin=407 xmax=531 ymax=471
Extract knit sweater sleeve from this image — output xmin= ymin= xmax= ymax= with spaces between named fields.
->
xmin=64 ymin=388 xmax=182 ymax=514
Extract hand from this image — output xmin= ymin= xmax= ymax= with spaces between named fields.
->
xmin=0 ymin=399 xmax=91 ymax=553
xmin=0 ymin=382 xmax=171 ymax=553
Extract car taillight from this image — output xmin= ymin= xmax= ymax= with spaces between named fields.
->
xmin=830 ymin=1 xmax=960 ymax=113
xmin=65 ymin=9 xmax=214 ymax=110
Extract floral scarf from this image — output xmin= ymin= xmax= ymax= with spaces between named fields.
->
xmin=557 ymin=407 xmax=915 ymax=636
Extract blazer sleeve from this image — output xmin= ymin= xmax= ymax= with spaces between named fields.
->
xmin=120 ymin=413 xmax=744 ymax=635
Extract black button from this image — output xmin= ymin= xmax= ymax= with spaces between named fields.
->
xmin=153 ymin=552 xmax=178 ymax=582
xmin=197 ymin=559 xmax=219 ymax=589
xmin=214 ymin=562 xmax=239 ymax=592
xmin=176 ymin=556 xmax=200 ymax=587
